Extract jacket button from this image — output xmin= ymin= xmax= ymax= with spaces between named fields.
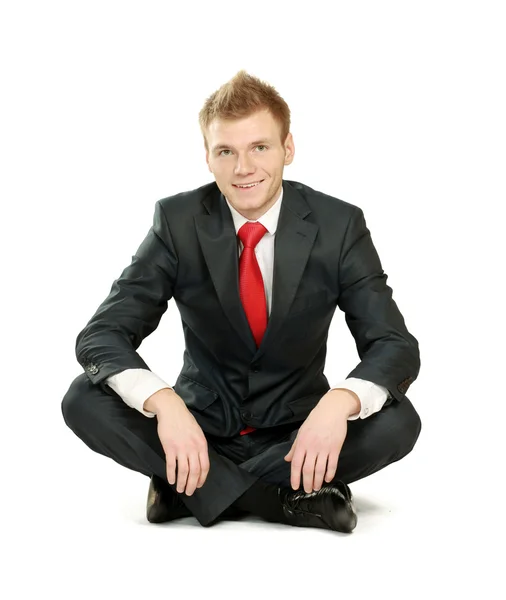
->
xmin=242 ymin=411 xmax=252 ymax=420
xmin=86 ymin=363 xmax=99 ymax=375
xmin=251 ymin=363 xmax=261 ymax=373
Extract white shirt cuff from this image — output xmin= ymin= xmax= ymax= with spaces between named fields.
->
xmin=330 ymin=377 xmax=390 ymax=420
xmin=106 ymin=369 xmax=173 ymax=418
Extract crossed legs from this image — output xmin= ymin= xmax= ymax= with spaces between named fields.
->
xmin=61 ymin=373 xmax=421 ymax=526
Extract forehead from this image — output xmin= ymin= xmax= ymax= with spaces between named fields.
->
xmin=207 ymin=109 xmax=281 ymax=149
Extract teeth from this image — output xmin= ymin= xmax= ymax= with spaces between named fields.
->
xmin=236 ymin=181 xmax=260 ymax=188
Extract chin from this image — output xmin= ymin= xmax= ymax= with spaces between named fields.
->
xmin=238 ymin=197 xmax=266 ymax=209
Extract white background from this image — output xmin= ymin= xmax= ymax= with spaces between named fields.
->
xmin=1 ymin=1 xmax=504 ymax=598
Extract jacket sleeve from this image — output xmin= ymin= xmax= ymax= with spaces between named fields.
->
xmin=337 ymin=207 xmax=420 ymax=403
xmin=75 ymin=200 xmax=178 ymax=394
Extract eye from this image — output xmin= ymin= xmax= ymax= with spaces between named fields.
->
xmin=219 ymin=149 xmax=232 ymax=156
xmin=256 ymin=145 xmax=267 ymax=152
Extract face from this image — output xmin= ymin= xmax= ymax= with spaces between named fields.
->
xmin=205 ymin=109 xmax=294 ymax=220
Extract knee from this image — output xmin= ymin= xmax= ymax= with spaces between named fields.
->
xmin=61 ymin=373 xmax=91 ymax=431
xmin=394 ymin=398 xmax=422 ymax=459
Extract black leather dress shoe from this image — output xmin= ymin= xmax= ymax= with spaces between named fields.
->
xmin=279 ymin=481 xmax=357 ymax=533
xmin=146 ymin=475 xmax=248 ymax=523
xmin=146 ymin=475 xmax=191 ymax=523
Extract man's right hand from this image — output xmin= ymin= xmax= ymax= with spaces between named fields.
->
xmin=143 ymin=388 xmax=210 ymax=496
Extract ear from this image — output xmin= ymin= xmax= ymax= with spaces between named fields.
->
xmin=284 ymin=132 xmax=295 ymax=166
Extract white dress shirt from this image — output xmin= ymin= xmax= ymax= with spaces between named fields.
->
xmin=107 ymin=187 xmax=390 ymax=420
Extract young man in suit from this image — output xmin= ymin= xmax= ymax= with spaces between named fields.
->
xmin=62 ymin=70 xmax=421 ymax=533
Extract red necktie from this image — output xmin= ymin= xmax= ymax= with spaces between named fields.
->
xmin=237 ymin=222 xmax=268 ymax=435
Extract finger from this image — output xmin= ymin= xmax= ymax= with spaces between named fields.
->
xmin=197 ymin=449 xmax=210 ymax=488
xmin=185 ymin=452 xmax=200 ymax=496
xmin=166 ymin=454 xmax=177 ymax=485
xmin=285 ymin=433 xmax=300 ymax=461
xmin=302 ymin=452 xmax=317 ymax=494
xmin=284 ymin=443 xmax=295 ymax=461
xmin=176 ymin=455 xmax=189 ymax=494
xmin=324 ymin=452 xmax=339 ymax=483
xmin=313 ymin=453 xmax=328 ymax=491
xmin=290 ymin=448 xmax=306 ymax=490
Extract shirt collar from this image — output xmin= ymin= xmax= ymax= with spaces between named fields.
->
xmin=224 ymin=186 xmax=283 ymax=236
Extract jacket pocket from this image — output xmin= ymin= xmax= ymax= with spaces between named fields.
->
xmin=176 ymin=374 xmax=219 ymax=411
xmin=286 ymin=389 xmax=329 ymax=418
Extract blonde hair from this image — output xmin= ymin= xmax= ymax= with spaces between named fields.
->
xmin=199 ymin=70 xmax=291 ymax=151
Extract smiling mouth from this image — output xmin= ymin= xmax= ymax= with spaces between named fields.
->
xmin=233 ymin=179 xmax=264 ymax=189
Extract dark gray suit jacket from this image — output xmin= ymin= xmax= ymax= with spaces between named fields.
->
xmin=76 ymin=179 xmax=420 ymax=437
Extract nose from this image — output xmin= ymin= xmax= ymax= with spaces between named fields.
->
xmin=234 ymin=152 xmax=255 ymax=176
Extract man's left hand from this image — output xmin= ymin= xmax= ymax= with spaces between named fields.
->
xmin=283 ymin=389 xmax=360 ymax=493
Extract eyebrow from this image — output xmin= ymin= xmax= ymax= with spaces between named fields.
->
xmin=211 ymin=139 xmax=272 ymax=153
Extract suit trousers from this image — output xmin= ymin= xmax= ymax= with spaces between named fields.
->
xmin=61 ymin=373 xmax=422 ymax=526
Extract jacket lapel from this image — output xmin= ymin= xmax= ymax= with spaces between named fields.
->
xmin=194 ymin=180 xmax=319 ymax=359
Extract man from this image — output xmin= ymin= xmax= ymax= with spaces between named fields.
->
xmin=62 ymin=70 xmax=421 ymax=533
